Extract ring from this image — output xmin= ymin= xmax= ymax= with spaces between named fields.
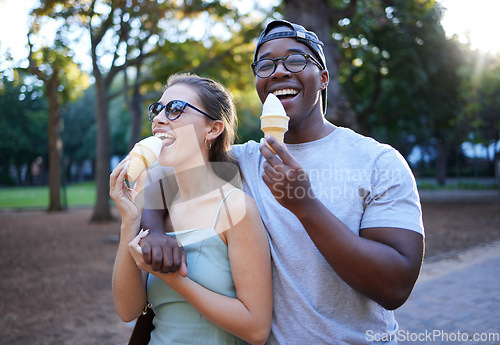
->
xmin=136 ymin=246 xmax=142 ymax=254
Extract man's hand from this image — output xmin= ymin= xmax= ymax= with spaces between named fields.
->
xmin=259 ymin=135 xmax=315 ymax=216
xmin=139 ymin=231 xmax=188 ymax=277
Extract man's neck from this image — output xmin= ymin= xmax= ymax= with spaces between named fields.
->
xmin=285 ymin=118 xmax=336 ymax=144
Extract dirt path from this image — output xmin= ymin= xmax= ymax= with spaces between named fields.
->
xmin=0 ymin=200 xmax=499 ymax=344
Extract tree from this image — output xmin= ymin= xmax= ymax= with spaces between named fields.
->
xmin=87 ymin=1 xmax=170 ymax=221
xmin=30 ymin=0 xmax=174 ymax=219
xmin=33 ymin=0 xmax=259 ymax=221
xmin=283 ymin=0 xmax=468 ymax=184
xmin=143 ymin=22 xmax=264 ymax=144
xmin=0 ymin=73 xmax=47 ymax=185
xmin=283 ymin=0 xmax=359 ymax=129
xmin=26 ymin=41 xmax=90 ymax=209
xmin=460 ymin=50 xmax=500 ymax=179
xmin=361 ymin=1 xmax=464 ymax=184
xmin=25 ymin=11 xmax=90 ymax=210
xmin=62 ymin=86 xmax=97 ymax=183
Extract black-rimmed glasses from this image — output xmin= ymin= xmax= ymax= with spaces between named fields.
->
xmin=148 ymin=100 xmax=217 ymax=122
xmin=251 ymin=53 xmax=323 ymax=78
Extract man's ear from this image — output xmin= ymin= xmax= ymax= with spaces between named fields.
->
xmin=205 ymin=120 xmax=224 ymax=141
xmin=320 ymin=70 xmax=329 ymax=90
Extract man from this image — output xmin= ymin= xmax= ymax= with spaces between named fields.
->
xmin=141 ymin=20 xmax=424 ymax=344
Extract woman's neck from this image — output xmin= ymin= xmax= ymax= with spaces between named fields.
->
xmin=172 ymin=164 xmax=225 ymax=202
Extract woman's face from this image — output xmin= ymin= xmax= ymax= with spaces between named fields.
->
xmin=152 ymin=84 xmax=212 ymax=170
xmin=254 ymin=31 xmax=328 ymax=128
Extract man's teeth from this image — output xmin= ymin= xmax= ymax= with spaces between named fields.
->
xmin=273 ymin=89 xmax=298 ymax=97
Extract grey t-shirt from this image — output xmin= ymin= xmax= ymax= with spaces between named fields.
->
xmin=232 ymin=127 xmax=423 ymax=345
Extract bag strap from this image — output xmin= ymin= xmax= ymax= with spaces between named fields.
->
xmin=158 ymin=179 xmax=167 ymax=210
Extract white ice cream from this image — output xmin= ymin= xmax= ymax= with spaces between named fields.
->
xmin=261 ymin=93 xmax=287 ymax=117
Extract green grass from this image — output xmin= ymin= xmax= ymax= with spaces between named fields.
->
xmin=416 ymin=178 xmax=499 ymax=190
xmin=1 ymin=178 xmax=498 ymax=209
xmin=0 ymin=182 xmax=96 ymax=209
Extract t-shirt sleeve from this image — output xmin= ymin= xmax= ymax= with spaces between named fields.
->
xmin=360 ymin=149 xmax=424 ymax=236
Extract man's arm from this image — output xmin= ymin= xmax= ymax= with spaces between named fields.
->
xmin=139 ymin=169 xmax=187 ymax=276
xmin=139 ymin=208 xmax=186 ymax=275
xmin=260 ymin=135 xmax=424 ymax=310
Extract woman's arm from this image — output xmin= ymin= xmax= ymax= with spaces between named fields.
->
xmin=260 ymin=136 xmax=424 ymax=310
xmin=131 ymin=192 xmax=272 ymax=345
xmin=112 ymin=226 xmax=149 ymax=322
xmin=109 ymin=158 xmax=148 ymax=322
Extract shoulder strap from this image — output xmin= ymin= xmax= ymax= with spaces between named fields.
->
xmin=210 ymin=188 xmax=240 ymax=229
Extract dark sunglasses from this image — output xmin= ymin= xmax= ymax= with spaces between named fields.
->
xmin=148 ymin=100 xmax=217 ymax=122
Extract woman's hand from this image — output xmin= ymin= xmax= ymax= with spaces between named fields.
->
xmin=109 ymin=157 xmax=147 ymax=224
xmin=128 ymin=228 xmax=150 ymax=270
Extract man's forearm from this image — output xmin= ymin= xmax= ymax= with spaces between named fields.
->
xmin=141 ymin=208 xmax=166 ymax=233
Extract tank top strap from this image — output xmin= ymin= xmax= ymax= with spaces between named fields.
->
xmin=210 ymin=188 xmax=240 ymax=229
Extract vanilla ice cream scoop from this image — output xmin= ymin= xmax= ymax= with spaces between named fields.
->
xmin=260 ymin=93 xmax=289 ymax=151
xmin=126 ymin=136 xmax=163 ymax=181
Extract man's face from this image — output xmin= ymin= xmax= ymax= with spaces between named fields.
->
xmin=254 ymin=29 xmax=328 ymax=127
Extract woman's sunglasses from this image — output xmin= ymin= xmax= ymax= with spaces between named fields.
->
xmin=148 ymin=100 xmax=217 ymax=122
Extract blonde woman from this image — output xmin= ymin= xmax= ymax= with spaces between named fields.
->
xmin=110 ymin=74 xmax=272 ymax=345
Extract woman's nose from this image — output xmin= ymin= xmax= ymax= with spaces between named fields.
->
xmin=153 ymin=109 xmax=169 ymax=124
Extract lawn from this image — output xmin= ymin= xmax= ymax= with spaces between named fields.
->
xmin=0 ymin=178 xmax=497 ymax=209
xmin=0 ymin=182 xmax=96 ymax=209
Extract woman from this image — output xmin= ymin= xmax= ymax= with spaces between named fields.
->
xmin=109 ymin=73 xmax=272 ymax=345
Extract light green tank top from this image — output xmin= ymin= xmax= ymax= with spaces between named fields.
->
xmin=147 ymin=189 xmax=247 ymax=345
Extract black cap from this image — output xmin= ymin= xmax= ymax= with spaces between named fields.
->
xmin=254 ymin=20 xmax=328 ymax=115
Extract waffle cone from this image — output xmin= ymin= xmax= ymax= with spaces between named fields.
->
xmin=261 ymin=114 xmax=289 ymax=146
xmin=263 ymin=129 xmax=286 ymax=143
xmin=125 ymin=142 xmax=160 ymax=181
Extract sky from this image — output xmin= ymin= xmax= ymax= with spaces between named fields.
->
xmin=439 ymin=0 xmax=500 ymax=53
xmin=1 ymin=0 xmax=499 ymax=72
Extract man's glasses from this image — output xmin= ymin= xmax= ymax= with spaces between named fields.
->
xmin=251 ymin=53 xmax=323 ymax=78
xmin=148 ymin=100 xmax=217 ymax=122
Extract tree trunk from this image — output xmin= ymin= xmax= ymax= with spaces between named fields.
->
xmin=90 ymin=76 xmax=114 ymax=222
xmin=46 ymin=74 xmax=63 ymax=211
xmin=495 ymin=152 xmax=500 ymax=197
xmin=435 ymin=137 xmax=447 ymax=186
xmin=125 ymin=62 xmax=144 ymax=150
xmin=129 ymin=87 xmax=143 ymax=149
xmin=284 ymin=0 xmax=358 ymax=130
xmin=27 ymin=40 xmax=63 ymax=211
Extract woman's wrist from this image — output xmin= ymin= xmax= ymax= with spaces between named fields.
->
xmin=120 ymin=218 xmax=142 ymax=239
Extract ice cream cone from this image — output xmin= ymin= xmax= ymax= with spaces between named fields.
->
xmin=126 ymin=136 xmax=162 ymax=181
xmin=260 ymin=93 xmax=289 ymax=152
xmin=261 ymin=115 xmax=289 ymax=144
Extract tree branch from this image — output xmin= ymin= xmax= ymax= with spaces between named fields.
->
xmin=26 ymin=32 xmax=47 ymax=83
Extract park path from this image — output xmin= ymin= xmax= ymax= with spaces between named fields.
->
xmin=395 ymin=240 xmax=500 ymax=345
